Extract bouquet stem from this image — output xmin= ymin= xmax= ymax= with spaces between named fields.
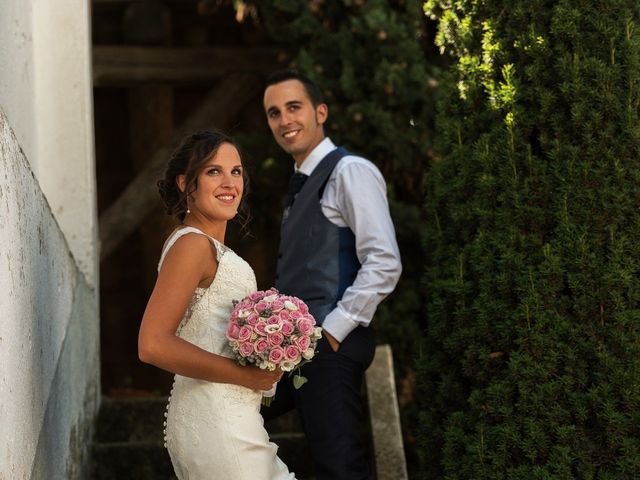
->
xmin=261 ymin=382 xmax=277 ymax=407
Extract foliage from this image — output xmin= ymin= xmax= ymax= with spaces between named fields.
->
xmin=420 ymin=0 xmax=640 ymax=478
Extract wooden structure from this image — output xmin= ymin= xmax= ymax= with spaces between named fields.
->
xmin=93 ymin=0 xmax=289 ymax=393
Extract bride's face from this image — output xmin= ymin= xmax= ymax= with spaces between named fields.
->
xmin=187 ymin=142 xmax=244 ymax=222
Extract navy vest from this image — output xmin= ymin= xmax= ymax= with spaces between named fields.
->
xmin=276 ymin=148 xmax=361 ymax=325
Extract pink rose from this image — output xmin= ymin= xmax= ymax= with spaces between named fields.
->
xmin=271 ymin=300 xmax=284 ymax=312
xmin=265 ymin=289 xmax=278 ymax=297
xmin=293 ymin=299 xmax=309 ymax=313
xmin=239 ymin=341 xmax=254 ymax=357
xmin=269 ymin=346 xmax=285 ymax=364
xmin=254 ymin=322 xmax=267 ymax=335
xmin=268 ymin=332 xmax=284 ymax=347
xmin=281 ymin=320 xmax=295 ymax=336
xmin=285 ymin=345 xmax=301 ymax=362
xmin=279 ymin=310 xmax=291 ymax=321
xmin=296 ymin=317 xmax=314 ymax=336
xmin=267 ymin=315 xmax=280 ymax=325
xmin=254 ymin=338 xmax=269 ymax=354
xmin=290 ymin=310 xmax=303 ymax=320
xmin=294 ymin=335 xmax=311 ymax=351
xmin=249 ymin=291 xmax=264 ymax=302
xmin=238 ymin=326 xmax=253 ymax=342
xmin=226 ymin=323 xmax=241 ymax=340
xmin=246 ymin=313 xmax=259 ymax=326
xmin=255 ymin=301 xmax=269 ymax=314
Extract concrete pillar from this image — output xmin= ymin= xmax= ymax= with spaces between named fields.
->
xmin=0 ymin=0 xmax=98 ymax=288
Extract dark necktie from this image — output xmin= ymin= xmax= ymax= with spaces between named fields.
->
xmin=285 ymin=172 xmax=309 ymax=208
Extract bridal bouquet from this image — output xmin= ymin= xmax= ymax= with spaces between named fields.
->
xmin=226 ymin=288 xmax=322 ymax=403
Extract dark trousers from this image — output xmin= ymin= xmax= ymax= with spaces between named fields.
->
xmin=261 ymin=330 xmax=375 ymax=480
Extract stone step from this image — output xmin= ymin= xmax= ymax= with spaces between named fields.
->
xmin=92 ymin=442 xmax=176 ymax=480
xmin=92 ymin=437 xmax=314 ymax=480
xmin=93 ymin=398 xmax=313 ymax=479
xmin=95 ymin=397 xmax=166 ymax=443
xmin=95 ymin=396 xmax=303 ymax=442
xmin=92 ymin=344 xmax=407 ymax=479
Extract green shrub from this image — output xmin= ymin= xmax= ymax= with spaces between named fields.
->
xmin=419 ymin=1 xmax=640 ymax=478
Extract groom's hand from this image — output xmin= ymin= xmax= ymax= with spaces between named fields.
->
xmin=323 ymin=330 xmax=340 ymax=352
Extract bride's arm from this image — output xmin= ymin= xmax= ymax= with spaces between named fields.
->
xmin=138 ymin=234 xmax=281 ymax=391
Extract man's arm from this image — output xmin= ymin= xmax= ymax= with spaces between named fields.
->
xmin=320 ymin=157 xmax=402 ymax=346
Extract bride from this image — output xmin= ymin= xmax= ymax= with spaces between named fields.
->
xmin=138 ymin=130 xmax=296 ymax=479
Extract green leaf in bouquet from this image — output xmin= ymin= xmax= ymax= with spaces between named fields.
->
xmin=293 ymin=374 xmax=308 ymax=389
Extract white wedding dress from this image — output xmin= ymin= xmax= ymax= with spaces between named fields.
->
xmin=158 ymin=227 xmax=295 ymax=480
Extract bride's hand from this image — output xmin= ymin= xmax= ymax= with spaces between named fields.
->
xmin=239 ymin=365 xmax=283 ymax=391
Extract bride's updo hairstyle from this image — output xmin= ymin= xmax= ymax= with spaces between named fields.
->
xmin=157 ymin=130 xmax=249 ymax=223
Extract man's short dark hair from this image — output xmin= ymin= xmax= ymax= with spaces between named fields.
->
xmin=265 ymin=69 xmax=325 ymax=107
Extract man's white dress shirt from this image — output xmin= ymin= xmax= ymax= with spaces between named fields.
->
xmin=294 ymin=138 xmax=402 ymax=342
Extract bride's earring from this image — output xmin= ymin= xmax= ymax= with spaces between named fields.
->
xmin=186 ymin=208 xmax=191 ymax=214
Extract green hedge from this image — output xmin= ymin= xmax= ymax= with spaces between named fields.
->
xmin=419 ymin=1 xmax=640 ymax=478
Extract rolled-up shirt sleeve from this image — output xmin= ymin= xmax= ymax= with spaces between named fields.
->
xmin=320 ymin=157 xmax=402 ymax=342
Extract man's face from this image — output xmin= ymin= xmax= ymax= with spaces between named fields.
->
xmin=263 ymin=79 xmax=328 ymax=166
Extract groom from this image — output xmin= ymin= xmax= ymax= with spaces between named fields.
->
xmin=261 ymin=69 xmax=402 ymax=479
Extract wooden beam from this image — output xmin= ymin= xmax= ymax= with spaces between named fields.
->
xmin=93 ymin=46 xmax=289 ymax=86
xmin=98 ymin=73 xmax=261 ymax=260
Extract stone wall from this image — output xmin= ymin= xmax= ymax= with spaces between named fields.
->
xmin=0 ymin=109 xmax=100 ymax=478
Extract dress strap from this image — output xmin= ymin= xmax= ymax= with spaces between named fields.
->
xmin=157 ymin=226 xmax=227 ymax=271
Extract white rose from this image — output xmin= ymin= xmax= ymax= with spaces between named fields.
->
xmin=302 ymin=348 xmax=315 ymax=360
xmin=263 ymin=294 xmax=278 ymax=303
xmin=280 ymin=360 xmax=296 ymax=372
xmin=284 ymin=300 xmax=298 ymax=311
xmin=238 ymin=309 xmax=250 ymax=319
xmin=313 ymin=326 xmax=323 ymax=339
xmin=264 ymin=324 xmax=282 ymax=334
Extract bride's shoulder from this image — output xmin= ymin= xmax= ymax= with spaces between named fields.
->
xmin=160 ymin=230 xmax=216 ymax=269
xmin=171 ymin=231 xmax=212 ymax=252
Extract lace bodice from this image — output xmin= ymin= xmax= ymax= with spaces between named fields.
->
xmin=158 ymin=226 xmax=257 ymax=357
